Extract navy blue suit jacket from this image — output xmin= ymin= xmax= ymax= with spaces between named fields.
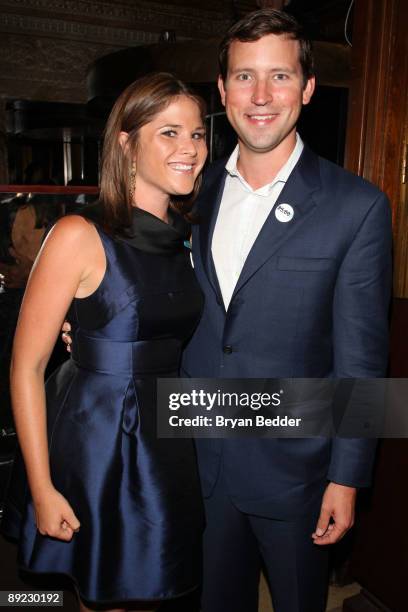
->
xmin=181 ymin=146 xmax=392 ymax=519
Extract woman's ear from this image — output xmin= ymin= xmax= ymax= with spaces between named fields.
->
xmin=118 ymin=131 xmax=129 ymax=151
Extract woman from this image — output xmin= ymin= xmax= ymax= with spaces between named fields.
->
xmin=3 ymin=73 xmax=207 ymax=611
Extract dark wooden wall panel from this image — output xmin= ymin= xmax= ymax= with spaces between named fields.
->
xmin=343 ymin=1 xmax=408 ymax=609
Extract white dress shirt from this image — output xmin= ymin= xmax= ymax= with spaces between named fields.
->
xmin=211 ymin=134 xmax=304 ymax=309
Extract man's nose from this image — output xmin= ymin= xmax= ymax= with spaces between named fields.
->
xmin=251 ymin=79 xmax=272 ymax=105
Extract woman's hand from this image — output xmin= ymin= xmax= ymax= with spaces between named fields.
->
xmin=34 ymin=485 xmax=81 ymax=542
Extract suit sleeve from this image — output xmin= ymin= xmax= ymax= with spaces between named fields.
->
xmin=328 ymin=192 xmax=392 ymax=487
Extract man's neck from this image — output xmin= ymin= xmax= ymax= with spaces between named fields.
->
xmin=236 ymin=133 xmax=298 ymax=191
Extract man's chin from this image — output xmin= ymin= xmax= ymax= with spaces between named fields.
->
xmin=239 ymin=137 xmax=282 ymax=154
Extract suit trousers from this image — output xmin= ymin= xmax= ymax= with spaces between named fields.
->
xmin=200 ymin=463 xmax=329 ymax=612
xmin=160 ymin=465 xmax=329 ymax=612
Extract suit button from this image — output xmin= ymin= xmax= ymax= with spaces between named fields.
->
xmin=223 ymin=345 xmax=233 ymax=354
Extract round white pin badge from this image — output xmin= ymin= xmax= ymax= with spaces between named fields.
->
xmin=275 ymin=203 xmax=294 ymax=223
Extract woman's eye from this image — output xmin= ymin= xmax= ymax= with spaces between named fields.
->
xmin=192 ymin=132 xmax=206 ymax=140
xmin=161 ymin=130 xmax=177 ymax=137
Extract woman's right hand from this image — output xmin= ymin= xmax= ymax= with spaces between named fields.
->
xmin=33 ymin=486 xmax=81 ymax=542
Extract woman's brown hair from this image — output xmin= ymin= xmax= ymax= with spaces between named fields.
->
xmin=99 ymin=72 xmax=206 ymax=234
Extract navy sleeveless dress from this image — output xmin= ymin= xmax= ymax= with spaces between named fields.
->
xmin=1 ymin=207 xmax=204 ymax=604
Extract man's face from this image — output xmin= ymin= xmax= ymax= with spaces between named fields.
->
xmin=218 ymin=34 xmax=315 ymax=155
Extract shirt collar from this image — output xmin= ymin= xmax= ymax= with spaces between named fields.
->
xmin=225 ymin=133 xmax=304 ymax=196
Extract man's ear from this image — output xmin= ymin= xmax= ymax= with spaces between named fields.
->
xmin=118 ymin=131 xmax=129 ymax=151
xmin=217 ymin=75 xmax=227 ymax=107
xmin=302 ymin=76 xmax=315 ymax=106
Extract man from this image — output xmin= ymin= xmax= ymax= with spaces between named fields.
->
xmin=61 ymin=9 xmax=391 ymax=611
xmin=181 ymin=8 xmax=392 ymax=612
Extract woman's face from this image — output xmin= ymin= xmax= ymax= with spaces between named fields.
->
xmin=133 ymin=95 xmax=207 ymax=204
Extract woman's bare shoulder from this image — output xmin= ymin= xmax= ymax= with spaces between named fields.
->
xmin=45 ymin=214 xmax=99 ymax=248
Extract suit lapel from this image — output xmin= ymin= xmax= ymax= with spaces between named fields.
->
xmin=231 ymin=147 xmax=321 ymax=299
xmin=197 ymin=163 xmax=227 ymax=304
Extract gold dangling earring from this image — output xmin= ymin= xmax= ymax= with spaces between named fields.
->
xmin=129 ymin=160 xmax=136 ymax=203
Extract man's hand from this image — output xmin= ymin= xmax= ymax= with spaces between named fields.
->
xmin=61 ymin=321 xmax=72 ymax=353
xmin=312 ymin=482 xmax=356 ymax=545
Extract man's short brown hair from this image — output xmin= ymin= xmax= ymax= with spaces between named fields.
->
xmin=219 ymin=9 xmax=314 ymax=87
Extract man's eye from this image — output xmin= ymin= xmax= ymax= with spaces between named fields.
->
xmin=273 ymin=74 xmax=288 ymax=81
xmin=237 ymin=73 xmax=251 ymax=81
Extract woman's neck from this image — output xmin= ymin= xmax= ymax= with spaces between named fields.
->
xmin=132 ymin=190 xmax=170 ymax=223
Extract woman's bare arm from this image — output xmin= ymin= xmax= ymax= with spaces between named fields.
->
xmin=10 ymin=215 xmax=105 ymax=540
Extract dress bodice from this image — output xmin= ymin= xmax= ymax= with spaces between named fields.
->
xmin=67 ymin=207 xmax=203 ymax=345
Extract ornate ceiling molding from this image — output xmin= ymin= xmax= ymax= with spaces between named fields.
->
xmin=1 ymin=0 xmax=230 ymax=21
xmin=0 ymin=13 xmax=160 ymax=46
xmin=0 ymin=0 xmax=232 ymax=40
xmin=0 ymin=0 xmax=235 ymax=103
xmin=0 ymin=33 xmax=121 ymax=102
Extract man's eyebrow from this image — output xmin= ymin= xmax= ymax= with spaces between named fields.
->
xmin=270 ymin=67 xmax=296 ymax=73
xmin=229 ymin=66 xmax=296 ymax=74
xmin=229 ymin=67 xmax=254 ymax=74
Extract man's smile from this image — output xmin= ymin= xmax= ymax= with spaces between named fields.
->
xmin=245 ymin=112 xmax=280 ymax=125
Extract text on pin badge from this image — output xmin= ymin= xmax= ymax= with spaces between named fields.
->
xmin=275 ymin=203 xmax=294 ymax=223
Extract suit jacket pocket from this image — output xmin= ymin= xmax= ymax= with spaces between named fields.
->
xmin=277 ymin=256 xmax=334 ymax=272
